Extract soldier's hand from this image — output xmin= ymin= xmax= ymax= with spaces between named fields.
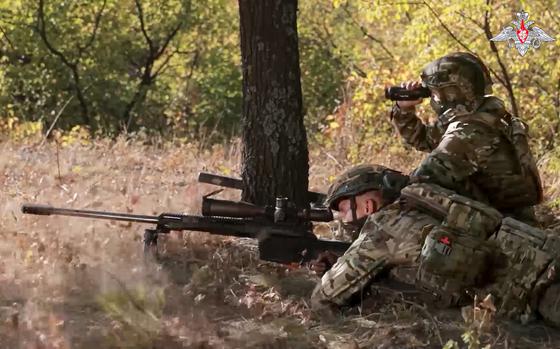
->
xmin=310 ymin=251 xmax=340 ymax=277
xmin=396 ymin=80 xmax=424 ymax=109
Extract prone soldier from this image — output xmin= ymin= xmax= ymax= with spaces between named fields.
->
xmin=310 ymin=164 xmax=560 ymax=327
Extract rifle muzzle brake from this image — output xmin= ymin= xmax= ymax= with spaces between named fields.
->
xmin=22 ymin=204 xmax=54 ymax=215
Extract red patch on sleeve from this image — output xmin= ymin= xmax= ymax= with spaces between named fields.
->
xmin=439 ymin=236 xmax=451 ymax=245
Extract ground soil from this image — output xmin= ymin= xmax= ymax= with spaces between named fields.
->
xmin=1 ymin=139 xmax=560 ymax=348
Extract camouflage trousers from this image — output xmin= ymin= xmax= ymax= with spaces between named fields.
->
xmin=310 ymin=203 xmax=438 ymax=308
xmin=480 ymin=218 xmax=560 ymax=322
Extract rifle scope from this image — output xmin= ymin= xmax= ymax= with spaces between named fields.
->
xmin=202 ymin=197 xmax=333 ymax=222
xmin=198 ymin=172 xmax=327 ymax=206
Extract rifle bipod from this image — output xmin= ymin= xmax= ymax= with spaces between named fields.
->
xmin=143 ymin=227 xmax=170 ymax=258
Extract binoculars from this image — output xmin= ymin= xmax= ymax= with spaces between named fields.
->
xmin=384 ymin=86 xmax=431 ymax=101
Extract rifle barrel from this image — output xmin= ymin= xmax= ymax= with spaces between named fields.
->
xmin=21 ymin=204 xmax=159 ymax=224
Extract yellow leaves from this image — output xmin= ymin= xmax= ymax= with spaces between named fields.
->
xmin=218 ymin=165 xmax=232 ymax=176
xmin=71 ymin=165 xmax=82 ymax=174
xmin=57 ymin=125 xmax=92 ymax=147
xmin=0 ymin=117 xmax=43 ymax=141
xmin=443 ymin=340 xmax=460 ymax=349
xmin=24 ymin=249 xmax=34 ymax=265
xmin=332 ymin=0 xmax=347 ymax=9
xmin=329 ymin=121 xmax=340 ymax=129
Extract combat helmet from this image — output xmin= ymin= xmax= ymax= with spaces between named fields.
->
xmin=445 ymin=52 xmax=493 ymax=94
xmin=421 ymin=52 xmax=492 ymax=113
xmin=324 ymin=164 xmax=409 ymax=211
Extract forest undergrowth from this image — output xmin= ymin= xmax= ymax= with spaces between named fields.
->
xmin=1 ymin=135 xmax=560 ymax=349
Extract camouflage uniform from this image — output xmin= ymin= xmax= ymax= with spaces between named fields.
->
xmin=311 ymin=181 xmax=501 ymax=308
xmin=310 ymin=165 xmax=419 ymax=306
xmin=311 ymin=201 xmax=438 ymax=307
xmin=390 ymin=52 xmax=543 ymax=222
xmin=311 ymin=164 xmax=560 ymax=327
xmin=481 ymin=218 xmax=560 ymax=323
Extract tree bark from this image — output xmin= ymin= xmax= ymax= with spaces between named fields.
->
xmin=238 ymin=0 xmax=309 ymax=207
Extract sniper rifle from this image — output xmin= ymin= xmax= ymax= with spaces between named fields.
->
xmin=21 ymin=173 xmax=350 ymax=264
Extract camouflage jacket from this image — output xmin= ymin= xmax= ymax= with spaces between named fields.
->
xmin=390 ymin=96 xmax=543 ymax=222
xmin=311 ymin=201 xmax=439 ymax=308
xmin=312 ymin=182 xmax=560 ymax=326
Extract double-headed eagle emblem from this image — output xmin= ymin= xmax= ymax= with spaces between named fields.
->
xmin=491 ymin=10 xmax=554 ymax=56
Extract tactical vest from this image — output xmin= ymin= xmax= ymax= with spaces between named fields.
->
xmin=453 ymin=109 xmax=543 ymax=208
xmin=401 ymin=182 xmax=558 ymax=317
xmin=401 ymin=183 xmax=502 ymax=305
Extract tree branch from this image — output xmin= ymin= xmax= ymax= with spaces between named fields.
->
xmin=77 ymin=0 xmax=107 ymax=57
xmin=36 ymin=0 xmax=75 ymax=69
xmin=185 ymin=49 xmax=199 ymax=83
xmin=150 ymin=20 xmax=184 ymax=78
xmin=418 ymin=1 xmax=507 ymax=88
xmin=155 ymin=20 xmax=183 ymax=57
xmin=134 ymin=0 xmax=154 ymax=54
xmin=0 ymin=24 xmax=15 ymax=50
xmin=300 ymin=3 xmax=370 ymax=78
xmin=36 ymin=0 xmax=90 ymax=125
xmin=311 ymin=14 xmax=368 ymax=78
xmin=340 ymin=5 xmax=395 ymax=60
xmin=455 ymin=10 xmax=483 ymax=29
xmin=123 ymin=0 xmax=185 ymax=132
xmin=421 ymin=1 xmax=471 ymax=52
xmin=152 ymin=49 xmax=176 ymax=79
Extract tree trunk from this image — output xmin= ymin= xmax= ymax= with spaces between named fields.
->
xmin=238 ymin=0 xmax=309 ymax=207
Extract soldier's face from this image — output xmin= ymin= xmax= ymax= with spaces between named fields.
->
xmin=432 ymin=86 xmax=463 ymax=102
xmin=335 ymin=191 xmax=382 ymax=223
xmin=429 ymin=85 xmax=464 ymax=114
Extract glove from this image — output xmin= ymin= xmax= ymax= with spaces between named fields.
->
xmin=309 ymin=251 xmax=340 ymax=276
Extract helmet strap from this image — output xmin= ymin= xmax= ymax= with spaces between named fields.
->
xmin=350 ymin=196 xmax=358 ymax=222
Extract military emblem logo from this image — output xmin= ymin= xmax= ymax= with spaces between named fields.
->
xmin=490 ymin=9 xmax=554 ymax=56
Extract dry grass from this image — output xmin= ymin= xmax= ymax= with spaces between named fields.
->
xmin=1 ymin=135 xmax=560 ymax=348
